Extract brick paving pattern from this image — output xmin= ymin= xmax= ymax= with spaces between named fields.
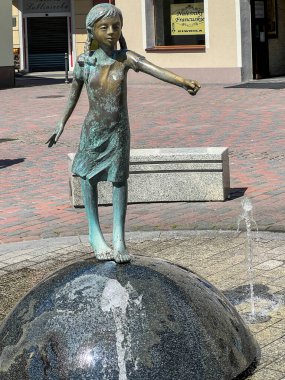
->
xmin=0 ymin=76 xmax=285 ymax=242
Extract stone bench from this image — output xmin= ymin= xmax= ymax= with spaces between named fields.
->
xmin=68 ymin=147 xmax=230 ymax=207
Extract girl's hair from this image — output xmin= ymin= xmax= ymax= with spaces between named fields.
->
xmin=84 ymin=3 xmax=127 ymax=53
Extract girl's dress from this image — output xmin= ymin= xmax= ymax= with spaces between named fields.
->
xmin=71 ymin=49 xmax=143 ymax=183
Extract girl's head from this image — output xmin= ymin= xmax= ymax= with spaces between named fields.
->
xmin=85 ymin=3 xmax=127 ymax=52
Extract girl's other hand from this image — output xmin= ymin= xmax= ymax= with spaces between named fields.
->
xmin=46 ymin=133 xmax=57 ymax=147
xmin=45 ymin=123 xmax=64 ymax=147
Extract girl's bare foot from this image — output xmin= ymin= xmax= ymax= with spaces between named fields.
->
xmin=113 ymin=243 xmax=131 ymax=263
xmin=90 ymin=238 xmax=113 ymax=261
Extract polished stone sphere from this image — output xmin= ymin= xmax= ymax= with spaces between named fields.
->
xmin=0 ymin=256 xmax=258 ymax=379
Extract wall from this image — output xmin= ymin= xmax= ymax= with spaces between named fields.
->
xmin=74 ymin=0 xmax=93 ymax=56
xmin=0 ymin=0 xmax=14 ymax=88
xmin=268 ymin=0 xmax=285 ymax=76
xmin=12 ymin=0 xmax=20 ymax=49
xmin=117 ymin=0 xmax=242 ymax=83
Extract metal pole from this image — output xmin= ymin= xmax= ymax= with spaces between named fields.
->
xmin=64 ymin=53 xmax=69 ymax=84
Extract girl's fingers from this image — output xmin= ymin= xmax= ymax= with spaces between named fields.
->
xmin=45 ymin=134 xmax=57 ymax=147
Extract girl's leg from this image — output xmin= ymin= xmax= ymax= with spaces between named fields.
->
xmin=112 ymin=181 xmax=131 ymax=263
xmin=81 ymin=178 xmax=112 ymax=260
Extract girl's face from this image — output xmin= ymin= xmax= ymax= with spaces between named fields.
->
xmin=93 ymin=16 xmax=122 ymax=49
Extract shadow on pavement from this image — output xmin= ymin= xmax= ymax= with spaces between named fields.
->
xmin=226 ymin=81 xmax=285 ymax=90
xmin=14 ymin=73 xmax=71 ymax=88
xmin=15 ymin=77 xmax=71 ymax=88
xmin=0 ymin=158 xmax=26 ymax=169
xmin=0 ymin=138 xmax=18 ymax=143
xmin=228 ymin=187 xmax=247 ymax=200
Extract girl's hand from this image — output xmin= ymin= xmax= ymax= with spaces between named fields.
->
xmin=45 ymin=122 xmax=64 ymax=147
xmin=185 ymin=80 xmax=201 ymax=96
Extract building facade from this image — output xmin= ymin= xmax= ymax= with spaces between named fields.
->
xmin=11 ymin=0 xmax=285 ymax=84
xmin=0 ymin=0 xmax=14 ymax=89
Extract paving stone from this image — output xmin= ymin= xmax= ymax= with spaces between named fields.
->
xmin=258 ymin=339 xmax=285 ymax=369
xmin=0 ymin=270 xmax=8 ymax=277
xmin=257 ymin=266 xmax=285 ymax=278
xmin=256 ymin=326 xmax=285 ymax=347
xmin=248 ymin=317 xmax=282 ymax=334
xmin=1 ymin=254 xmax=35 ymax=265
xmin=0 ymin=262 xmax=8 ymax=269
xmin=3 ymin=260 xmax=37 ymax=272
xmin=268 ymin=357 xmax=285 ymax=373
xmin=270 ymin=305 xmax=285 ymax=319
xmin=255 ymin=260 xmax=284 ymax=270
xmin=29 ymin=259 xmax=62 ymax=270
xmin=272 ymin=320 xmax=285 ymax=330
xmin=269 ymin=276 xmax=285 ymax=288
xmin=249 ymin=368 xmax=284 ymax=380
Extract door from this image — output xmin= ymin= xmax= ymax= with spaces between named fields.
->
xmin=27 ymin=17 xmax=68 ymax=71
xmin=251 ymin=0 xmax=269 ymax=79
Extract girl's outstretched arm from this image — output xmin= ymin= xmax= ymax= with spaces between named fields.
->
xmin=126 ymin=51 xmax=200 ymax=95
xmin=46 ymin=72 xmax=84 ymax=147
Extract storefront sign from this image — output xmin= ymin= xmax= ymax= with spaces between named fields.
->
xmin=171 ymin=3 xmax=205 ymax=36
xmin=23 ymin=0 xmax=71 ymax=13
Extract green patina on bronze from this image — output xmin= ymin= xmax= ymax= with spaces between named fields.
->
xmin=47 ymin=3 xmax=200 ymax=263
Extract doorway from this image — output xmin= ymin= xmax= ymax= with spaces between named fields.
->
xmin=251 ymin=0 xmax=269 ymax=79
xmin=27 ymin=17 xmax=68 ymax=71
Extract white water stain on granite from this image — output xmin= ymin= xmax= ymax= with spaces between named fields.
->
xmin=101 ymin=279 xmax=143 ymax=380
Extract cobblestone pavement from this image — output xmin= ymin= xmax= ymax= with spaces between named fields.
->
xmin=0 ymin=230 xmax=284 ymax=379
xmin=1 ymin=75 xmax=285 ymax=243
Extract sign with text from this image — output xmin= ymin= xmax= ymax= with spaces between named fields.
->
xmin=23 ymin=0 xmax=71 ymax=13
xmin=171 ymin=3 xmax=205 ymax=36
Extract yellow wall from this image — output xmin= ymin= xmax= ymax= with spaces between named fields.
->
xmin=12 ymin=0 xmax=20 ymax=48
xmin=116 ymin=0 xmax=144 ymax=54
xmin=0 ymin=0 xmax=13 ymax=66
xmin=74 ymin=0 xmax=93 ymax=56
xmin=206 ymin=0 xmax=238 ymax=67
xmin=116 ymin=0 xmax=239 ymax=69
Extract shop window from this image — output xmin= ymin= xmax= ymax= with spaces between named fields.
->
xmin=152 ymin=0 xmax=205 ymax=49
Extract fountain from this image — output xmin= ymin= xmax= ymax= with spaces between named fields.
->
xmin=237 ymin=197 xmax=282 ymax=324
xmin=0 ymin=256 xmax=259 ymax=379
xmin=237 ymin=197 xmax=258 ymax=321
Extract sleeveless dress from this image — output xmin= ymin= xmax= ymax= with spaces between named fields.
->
xmin=71 ymin=49 xmax=143 ymax=183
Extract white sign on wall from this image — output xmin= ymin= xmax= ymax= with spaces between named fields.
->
xmin=23 ymin=0 xmax=71 ymax=13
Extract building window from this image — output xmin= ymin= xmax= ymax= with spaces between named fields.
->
xmin=152 ymin=0 xmax=205 ymax=49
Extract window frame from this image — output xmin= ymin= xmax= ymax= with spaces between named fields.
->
xmin=145 ymin=0 xmax=206 ymax=52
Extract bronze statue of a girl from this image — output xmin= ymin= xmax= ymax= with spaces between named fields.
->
xmin=47 ymin=3 xmax=200 ymax=264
